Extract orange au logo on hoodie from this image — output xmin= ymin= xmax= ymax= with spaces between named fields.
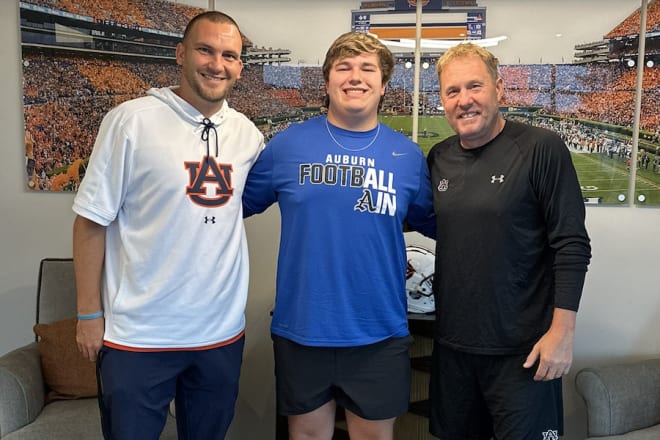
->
xmin=184 ymin=157 xmax=234 ymax=207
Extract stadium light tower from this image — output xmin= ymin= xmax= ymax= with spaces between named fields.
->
xmin=420 ymin=61 xmax=429 ymax=115
xmin=403 ymin=61 xmax=412 ymax=111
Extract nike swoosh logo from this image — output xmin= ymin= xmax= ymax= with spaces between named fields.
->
xmin=392 ymin=152 xmax=407 ymax=157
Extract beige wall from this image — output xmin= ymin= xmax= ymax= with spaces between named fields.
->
xmin=1 ymin=1 xmax=659 ymax=439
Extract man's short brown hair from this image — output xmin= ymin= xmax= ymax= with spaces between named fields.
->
xmin=322 ymin=32 xmax=394 ymax=84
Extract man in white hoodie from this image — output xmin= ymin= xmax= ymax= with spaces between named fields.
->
xmin=72 ymin=11 xmax=264 ymax=440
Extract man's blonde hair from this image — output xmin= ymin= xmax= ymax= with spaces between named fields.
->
xmin=435 ymin=42 xmax=499 ymax=85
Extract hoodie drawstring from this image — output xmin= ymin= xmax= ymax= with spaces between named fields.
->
xmin=200 ymin=118 xmax=218 ymax=163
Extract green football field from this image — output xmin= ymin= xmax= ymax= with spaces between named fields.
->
xmin=379 ymin=115 xmax=660 ymax=205
xmin=379 ymin=114 xmax=454 ymax=156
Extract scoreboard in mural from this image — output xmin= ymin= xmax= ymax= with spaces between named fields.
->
xmin=351 ymin=3 xmax=485 ymax=40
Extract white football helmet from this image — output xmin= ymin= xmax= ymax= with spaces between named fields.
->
xmin=405 ymin=245 xmax=435 ymax=314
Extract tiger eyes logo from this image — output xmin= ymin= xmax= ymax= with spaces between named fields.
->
xmin=184 ymin=157 xmax=234 ymax=207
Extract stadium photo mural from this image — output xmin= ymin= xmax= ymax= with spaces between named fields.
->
xmin=18 ymin=0 xmax=660 ymax=206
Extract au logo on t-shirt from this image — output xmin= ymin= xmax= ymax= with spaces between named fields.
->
xmin=184 ymin=157 xmax=234 ymax=207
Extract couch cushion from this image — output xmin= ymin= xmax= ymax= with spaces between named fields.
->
xmin=587 ymin=423 xmax=660 ymax=440
xmin=2 ymin=399 xmax=179 ymax=440
xmin=33 ymin=318 xmax=97 ymax=402
xmin=3 ymin=399 xmax=101 ymax=440
xmin=576 ymin=359 xmax=660 ymax=436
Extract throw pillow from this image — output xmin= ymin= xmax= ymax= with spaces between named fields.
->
xmin=34 ymin=318 xmax=97 ymax=402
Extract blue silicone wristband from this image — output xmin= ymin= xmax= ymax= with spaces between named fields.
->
xmin=76 ymin=310 xmax=103 ymax=320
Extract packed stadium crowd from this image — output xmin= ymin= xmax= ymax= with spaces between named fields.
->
xmin=605 ymin=0 xmax=660 ymax=38
xmin=299 ymin=67 xmax=325 ymax=107
xmin=230 ymin=64 xmax=299 ymax=119
xmin=21 ymin=0 xmax=660 ymax=190
xmin=27 ymin=0 xmax=197 ymax=34
xmin=23 ymin=47 xmax=660 ymax=191
xmin=22 ymin=52 xmax=158 ymax=190
xmin=497 ymin=62 xmax=659 ymax=131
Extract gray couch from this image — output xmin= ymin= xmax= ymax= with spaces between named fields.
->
xmin=575 ymin=358 xmax=660 ymax=439
xmin=0 ymin=258 xmax=177 ymax=439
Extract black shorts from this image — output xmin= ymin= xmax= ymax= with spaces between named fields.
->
xmin=272 ymin=334 xmax=413 ymax=420
xmin=429 ymin=342 xmax=563 ymax=440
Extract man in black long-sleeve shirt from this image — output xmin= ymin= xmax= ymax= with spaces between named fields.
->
xmin=427 ymin=42 xmax=591 ymax=440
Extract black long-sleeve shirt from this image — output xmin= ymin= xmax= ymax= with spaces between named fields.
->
xmin=427 ymin=120 xmax=591 ymax=355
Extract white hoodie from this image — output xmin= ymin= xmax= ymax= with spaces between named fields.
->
xmin=73 ymin=87 xmax=264 ymax=348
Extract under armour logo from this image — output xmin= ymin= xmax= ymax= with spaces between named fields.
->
xmin=437 ymin=179 xmax=449 ymax=192
xmin=542 ymin=430 xmax=559 ymax=440
xmin=204 ymin=216 xmax=216 ymax=224
xmin=491 ymin=174 xmax=505 ymax=183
